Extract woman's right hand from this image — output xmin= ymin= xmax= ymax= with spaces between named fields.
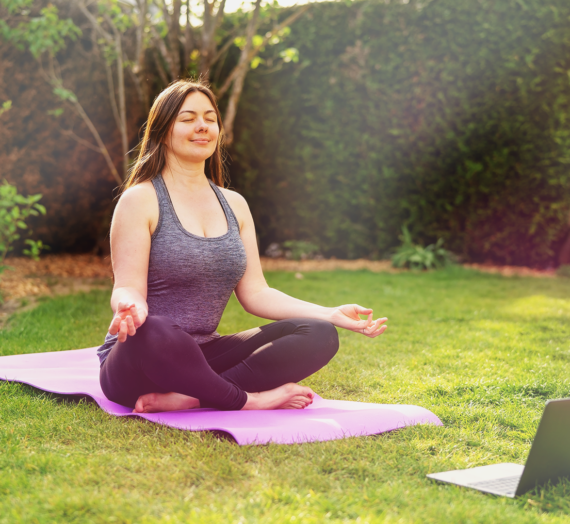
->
xmin=108 ymin=301 xmax=148 ymax=343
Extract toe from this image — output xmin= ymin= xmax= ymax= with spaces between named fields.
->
xmin=134 ymin=397 xmax=145 ymax=413
xmin=300 ymin=386 xmax=314 ymax=397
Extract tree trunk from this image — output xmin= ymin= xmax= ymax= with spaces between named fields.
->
xmin=200 ymin=0 xmax=214 ymax=79
xmin=218 ymin=4 xmax=310 ymax=143
xmin=183 ymin=0 xmax=195 ymax=72
xmin=223 ymin=0 xmax=261 ymax=144
xmin=199 ymin=0 xmax=227 ymax=80
xmin=114 ymin=32 xmax=129 ymax=177
xmin=134 ymin=0 xmax=150 ymax=110
xmin=168 ymin=0 xmax=182 ymax=77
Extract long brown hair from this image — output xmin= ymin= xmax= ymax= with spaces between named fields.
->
xmin=123 ymin=80 xmax=227 ymax=191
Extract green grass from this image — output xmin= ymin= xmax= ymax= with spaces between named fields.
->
xmin=2 ymin=267 xmax=570 ymax=523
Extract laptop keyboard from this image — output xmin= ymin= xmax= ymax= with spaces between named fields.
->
xmin=467 ymin=475 xmax=521 ymax=494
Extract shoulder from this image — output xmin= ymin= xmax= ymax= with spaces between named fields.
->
xmin=118 ymin=180 xmax=157 ymax=208
xmin=113 ymin=180 xmax=159 ymax=227
xmin=219 ymin=186 xmax=249 ymax=209
xmin=218 ymin=187 xmax=251 ymax=226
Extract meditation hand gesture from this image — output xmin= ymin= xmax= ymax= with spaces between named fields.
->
xmin=108 ymin=302 xmax=148 ymax=343
xmin=330 ymin=304 xmax=387 ymax=338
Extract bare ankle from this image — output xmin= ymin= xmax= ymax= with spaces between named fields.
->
xmin=242 ymin=392 xmax=260 ymax=410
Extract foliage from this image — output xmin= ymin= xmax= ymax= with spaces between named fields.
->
xmin=556 ymin=265 xmax=570 ymax=278
xmin=1 ymin=0 xmax=309 ymax=184
xmin=4 ymin=0 xmax=570 ymax=264
xmin=0 ymin=180 xmax=47 ymax=274
xmin=233 ymin=0 xmax=570 ymax=266
xmin=234 ymin=25 xmax=298 ymax=70
xmin=391 ymin=226 xmax=452 ymax=270
xmin=282 ymin=239 xmax=319 ymax=260
xmin=0 ymin=0 xmax=81 ymax=58
xmin=0 ymin=100 xmax=11 ymax=117
xmin=3 ymin=272 xmax=570 ymax=521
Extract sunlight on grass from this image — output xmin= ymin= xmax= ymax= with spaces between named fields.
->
xmin=503 ymin=295 xmax=570 ymax=319
xmin=2 ymin=268 xmax=570 ymax=523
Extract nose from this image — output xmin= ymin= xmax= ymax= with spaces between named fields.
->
xmin=195 ymin=118 xmax=209 ymax=133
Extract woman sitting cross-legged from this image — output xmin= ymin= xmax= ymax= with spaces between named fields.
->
xmin=98 ymin=79 xmax=388 ymax=413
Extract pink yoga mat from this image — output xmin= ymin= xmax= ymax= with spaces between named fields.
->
xmin=0 ymin=348 xmax=442 ymax=445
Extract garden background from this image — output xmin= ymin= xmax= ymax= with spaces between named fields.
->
xmin=2 ymin=0 xmax=570 ymax=266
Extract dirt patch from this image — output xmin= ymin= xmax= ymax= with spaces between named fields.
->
xmin=462 ymin=263 xmax=556 ymax=278
xmin=0 ymin=255 xmax=113 ymax=326
xmin=259 ymin=257 xmax=402 ymax=273
xmin=261 ymin=257 xmax=557 ymax=278
xmin=0 ymin=254 xmax=113 ymax=300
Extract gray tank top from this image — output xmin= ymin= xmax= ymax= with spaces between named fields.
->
xmin=97 ymin=174 xmax=247 ymax=365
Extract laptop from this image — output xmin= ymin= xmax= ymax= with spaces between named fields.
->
xmin=427 ymin=398 xmax=570 ymax=497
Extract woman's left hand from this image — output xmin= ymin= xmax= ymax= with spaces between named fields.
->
xmin=329 ymin=304 xmax=387 ymax=338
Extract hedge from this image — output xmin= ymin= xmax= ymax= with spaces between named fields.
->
xmin=231 ymin=0 xmax=570 ymax=266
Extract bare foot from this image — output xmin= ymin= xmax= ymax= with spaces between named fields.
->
xmin=242 ymin=383 xmax=315 ymax=410
xmin=133 ymin=392 xmax=200 ymax=413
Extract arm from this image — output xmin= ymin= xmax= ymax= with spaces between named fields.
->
xmin=107 ymin=183 xmax=157 ymax=342
xmin=229 ymin=192 xmax=387 ymax=338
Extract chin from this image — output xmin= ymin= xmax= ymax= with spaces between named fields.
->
xmin=180 ymin=149 xmax=216 ymax=163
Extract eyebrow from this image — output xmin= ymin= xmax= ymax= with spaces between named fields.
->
xmin=178 ymin=110 xmax=217 ymax=116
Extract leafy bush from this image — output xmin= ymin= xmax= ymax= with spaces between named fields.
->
xmin=0 ymin=180 xmax=47 ymax=274
xmin=282 ymin=240 xmax=319 ymax=261
xmin=556 ymin=265 xmax=570 ymax=278
xmin=232 ymin=0 xmax=570 ymax=266
xmin=391 ymin=227 xmax=453 ymax=270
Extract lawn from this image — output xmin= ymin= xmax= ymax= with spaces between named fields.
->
xmin=1 ymin=267 xmax=570 ymax=523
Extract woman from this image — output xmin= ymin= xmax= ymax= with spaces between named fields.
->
xmin=98 ymin=80 xmax=387 ymax=413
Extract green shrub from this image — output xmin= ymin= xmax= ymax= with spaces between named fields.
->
xmin=556 ymin=265 xmax=570 ymax=278
xmin=391 ymin=227 xmax=453 ymax=270
xmin=232 ymin=0 xmax=570 ymax=266
xmin=0 ymin=180 xmax=47 ymax=275
xmin=282 ymin=240 xmax=319 ymax=261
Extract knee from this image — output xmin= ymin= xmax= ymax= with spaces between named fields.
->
xmin=140 ymin=315 xmax=174 ymax=330
xmin=130 ymin=315 xmax=178 ymax=346
xmin=308 ymin=319 xmax=339 ymax=362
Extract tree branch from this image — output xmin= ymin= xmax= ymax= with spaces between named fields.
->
xmin=70 ymin=97 xmax=122 ymax=184
xmin=104 ymin=57 xmax=122 ymax=134
xmin=214 ymin=0 xmax=227 ymax=30
xmin=134 ymin=0 xmax=148 ymax=73
xmin=217 ymin=5 xmax=310 ymax=99
xmin=210 ymin=25 xmax=240 ymax=66
xmin=41 ymin=57 xmax=122 ymax=185
xmin=150 ymin=24 xmax=176 ymax=80
xmin=199 ymin=0 xmax=214 ymax=78
xmin=60 ymin=128 xmax=104 ymax=153
xmin=133 ymin=0 xmax=149 ymax=108
xmin=183 ymin=0 xmax=195 ymax=71
xmin=155 ymin=0 xmax=172 ymax=31
xmin=169 ymin=0 xmax=182 ymax=75
xmin=222 ymin=0 xmax=262 ymax=143
xmin=152 ymin=46 xmax=170 ymax=85
xmin=251 ymin=5 xmax=310 ymax=59
xmin=77 ymin=1 xmax=113 ymax=44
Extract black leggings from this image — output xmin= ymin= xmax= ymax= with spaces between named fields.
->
xmin=100 ymin=316 xmax=339 ymax=410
